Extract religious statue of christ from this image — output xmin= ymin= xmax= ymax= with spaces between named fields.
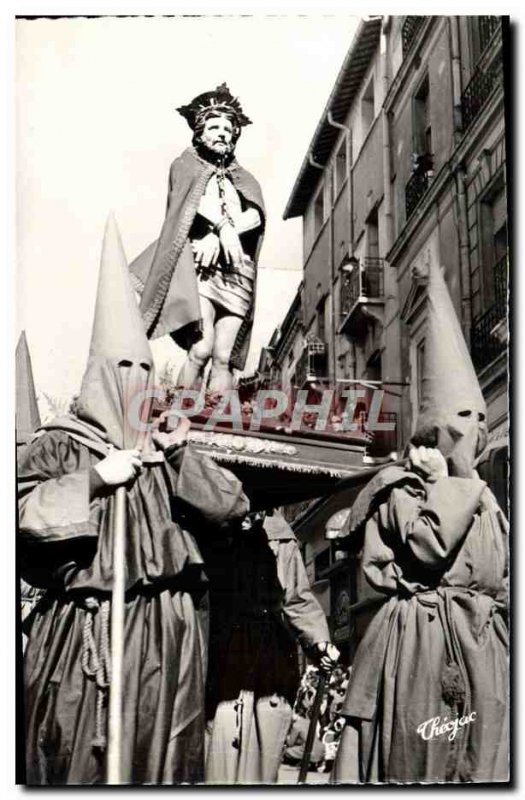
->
xmin=130 ymin=83 xmax=265 ymax=393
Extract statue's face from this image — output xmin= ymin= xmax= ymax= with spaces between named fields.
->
xmin=200 ymin=114 xmax=234 ymax=154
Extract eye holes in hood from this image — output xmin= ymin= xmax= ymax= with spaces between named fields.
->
xmin=117 ymin=359 xmax=151 ymax=372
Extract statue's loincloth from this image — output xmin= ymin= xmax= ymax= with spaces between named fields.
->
xmin=197 ymin=254 xmax=255 ymax=318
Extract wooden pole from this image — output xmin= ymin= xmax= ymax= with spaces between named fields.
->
xmin=107 ymin=485 xmax=127 ymax=784
xmin=297 ymin=672 xmax=327 ymax=784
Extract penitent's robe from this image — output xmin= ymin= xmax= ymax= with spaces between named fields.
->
xmin=332 ymin=468 xmax=509 ymax=784
xmin=201 ymin=512 xmax=330 ymax=784
xmin=18 ymin=427 xmax=248 ymax=785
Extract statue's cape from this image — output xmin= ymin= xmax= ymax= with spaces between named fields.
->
xmin=130 ymin=147 xmax=265 ymax=370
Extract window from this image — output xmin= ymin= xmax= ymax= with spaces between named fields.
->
xmin=366 ymin=208 xmax=379 ymax=259
xmin=317 ymin=302 xmax=326 ymax=342
xmin=413 ymin=75 xmax=432 ymax=164
xmin=361 ymin=78 xmax=375 ymax=138
xmin=366 ymin=350 xmax=381 ymax=383
xmin=313 ymin=186 xmax=324 ymax=237
xmin=334 ymin=136 xmax=348 ymax=196
xmin=479 ymin=181 xmax=507 ymax=309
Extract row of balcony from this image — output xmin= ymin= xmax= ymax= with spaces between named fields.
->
xmin=272 ymin=250 xmax=505 ymax=380
xmin=401 ymin=16 xmax=425 ymax=57
xmin=478 ymin=16 xmax=501 ymax=54
xmin=294 ymin=334 xmax=327 ymax=389
xmin=461 ymin=55 xmax=504 ymax=133
xmin=471 ymin=301 xmax=507 ymax=371
xmin=405 ymin=168 xmax=432 ymax=221
xmin=402 ymin=18 xmax=501 ymax=219
xmin=402 ymin=16 xmax=499 ymax=63
xmin=471 ymin=254 xmax=508 ymax=371
xmin=340 ymin=257 xmax=385 ymax=317
xmin=404 ymin=44 xmax=502 ymax=219
xmin=339 ymin=256 xmax=385 ymax=337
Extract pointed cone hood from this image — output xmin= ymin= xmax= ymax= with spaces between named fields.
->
xmin=89 ymin=213 xmax=153 ymax=365
xmin=16 ymin=331 xmax=41 ymax=445
xmin=414 ymin=261 xmax=486 ymax=439
xmin=76 ymin=214 xmax=155 ymax=449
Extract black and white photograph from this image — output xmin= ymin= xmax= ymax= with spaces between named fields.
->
xmin=12 ymin=8 xmax=511 ymax=787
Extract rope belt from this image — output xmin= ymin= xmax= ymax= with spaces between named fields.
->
xmin=81 ymin=597 xmax=112 ymax=751
xmin=414 ymin=586 xmax=486 ymax=780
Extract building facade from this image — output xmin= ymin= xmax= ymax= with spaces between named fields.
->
xmin=265 ymin=15 xmax=509 ymax=663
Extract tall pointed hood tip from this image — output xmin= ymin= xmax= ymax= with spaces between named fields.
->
xmin=16 ymin=330 xmax=41 ymax=443
xmin=88 ymin=214 xmax=153 ymax=365
xmin=75 ymin=216 xmax=155 ymax=450
xmin=414 ymin=260 xmax=486 ymax=435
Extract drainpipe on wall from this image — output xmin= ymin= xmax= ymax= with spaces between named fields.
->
xmin=450 ymin=15 xmax=463 ymax=148
xmin=381 ymin=16 xmax=394 ymax=254
xmin=380 ymin=15 xmax=401 ymax=443
xmin=326 ymin=110 xmax=352 ymax=385
xmin=449 ymin=16 xmax=473 ymax=334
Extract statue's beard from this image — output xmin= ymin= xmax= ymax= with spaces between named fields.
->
xmin=194 ymin=137 xmax=235 ymax=165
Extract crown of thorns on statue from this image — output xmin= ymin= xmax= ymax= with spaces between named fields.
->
xmin=176 ymin=83 xmax=252 ymax=130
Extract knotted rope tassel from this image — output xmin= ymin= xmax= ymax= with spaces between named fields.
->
xmin=81 ymin=597 xmax=112 ymax=751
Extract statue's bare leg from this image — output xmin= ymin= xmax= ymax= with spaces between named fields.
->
xmin=177 ymin=296 xmax=216 ymax=389
xmin=208 ymin=311 xmax=243 ymax=393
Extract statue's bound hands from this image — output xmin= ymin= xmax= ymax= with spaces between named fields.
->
xmin=192 ymin=232 xmax=220 ymax=273
xmin=219 ymin=221 xmax=244 ymax=271
xmin=152 ymin=411 xmax=191 ymax=451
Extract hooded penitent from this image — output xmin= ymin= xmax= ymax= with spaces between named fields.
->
xmin=16 ymin=331 xmax=41 ymax=447
xmin=16 ymin=331 xmax=44 ymax=638
xmin=412 ymin=259 xmax=487 ymax=458
xmin=19 ymin=215 xmax=250 ymax=785
xmin=76 ymin=214 xmax=155 ymax=451
xmin=330 ymin=263 xmax=508 ymax=784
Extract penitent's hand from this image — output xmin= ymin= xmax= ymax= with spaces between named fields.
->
xmin=192 ymin=232 xmax=220 ymax=270
xmin=409 ymin=445 xmax=448 ymax=482
xmin=219 ymin=222 xmax=245 ymax=270
xmin=313 ymin=642 xmax=340 ymax=674
xmin=94 ymin=449 xmax=142 ymax=486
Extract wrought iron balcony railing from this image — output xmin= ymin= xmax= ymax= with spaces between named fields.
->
xmin=493 ymin=253 xmax=507 ymax=307
xmin=402 ymin=16 xmax=426 ymax=57
xmin=340 ymin=257 xmax=385 ymax=318
xmin=295 ymin=335 xmax=327 ymax=387
xmin=405 ymin=169 xmax=432 ymax=220
xmin=471 ymin=300 xmax=507 ymax=370
xmin=478 ymin=16 xmax=500 ymax=57
xmin=461 ymin=56 xmax=503 ymax=133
